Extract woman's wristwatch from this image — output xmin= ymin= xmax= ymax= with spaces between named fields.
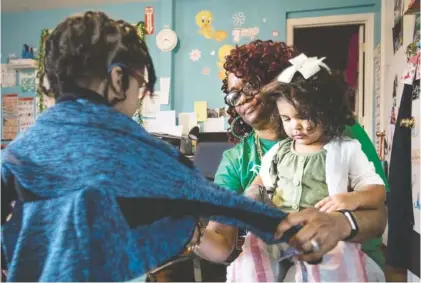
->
xmin=337 ymin=210 xmax=359 ymax=241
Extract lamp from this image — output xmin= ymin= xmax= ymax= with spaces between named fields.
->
xmin=188 ymin=126 xmax=200 ymax=140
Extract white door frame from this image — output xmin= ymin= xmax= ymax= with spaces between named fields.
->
xmin=287 ymin=13 xmax=375 ymax=140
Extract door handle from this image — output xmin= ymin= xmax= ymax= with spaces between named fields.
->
xmin=400 ymin=117 xmax=416 ymax=128
xmin=376 ymin=130 xmax=386 ymax=160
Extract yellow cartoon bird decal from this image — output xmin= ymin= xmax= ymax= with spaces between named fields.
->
xmin=196 ymin=10 xmax=227 ymax=42
xmin=217 ymin=44 xmax=234 ymax=80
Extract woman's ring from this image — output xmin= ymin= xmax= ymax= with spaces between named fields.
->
xmin=310 ymin=239 xmax=320 ymax=252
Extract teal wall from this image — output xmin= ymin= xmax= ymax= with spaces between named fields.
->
xmin=1 ymin=0 xmax=381 ymax=117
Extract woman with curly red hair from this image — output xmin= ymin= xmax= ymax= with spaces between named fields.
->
xmin=193 ymin=40 xmax=388 ymax=280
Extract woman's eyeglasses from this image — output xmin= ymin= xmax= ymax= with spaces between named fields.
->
xmin=224 ymin=83 xmax=259 ymax=107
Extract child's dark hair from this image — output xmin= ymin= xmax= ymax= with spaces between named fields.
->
xmin=43 ymin=11 xmax=156 ymax=103
xmin=261 ymin=68 xmax=355 ymax=139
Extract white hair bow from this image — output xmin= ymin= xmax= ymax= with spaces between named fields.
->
xmin=277 ymin=53 xmax=331 ymax=83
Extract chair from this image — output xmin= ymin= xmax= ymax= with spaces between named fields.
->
xmin=147 ymin=133 xmax=232 ymax=282
xmin=193 ymin=132 xmax=232 ymax=181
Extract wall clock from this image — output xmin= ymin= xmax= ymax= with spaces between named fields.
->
xmin=156 ymin=28 xmax=178 ymax=52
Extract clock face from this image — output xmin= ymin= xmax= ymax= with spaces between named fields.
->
xmin=156 ymin=29 xmax=178 ymax=52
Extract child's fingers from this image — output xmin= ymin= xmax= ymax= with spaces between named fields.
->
xmin=315 ymin=196 xmax=331 ymax=209
xmin=319 ymin=201 xmax=336 ymax=213
xmin=326 ymin=205 xmax=338 ymax=213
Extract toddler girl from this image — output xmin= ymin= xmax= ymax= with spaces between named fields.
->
xmin=226 ymin=54 xmax=386 ymax=282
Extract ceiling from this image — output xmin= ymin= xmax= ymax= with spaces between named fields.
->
xmin=1 ymin=0 xmax=153 ymax=12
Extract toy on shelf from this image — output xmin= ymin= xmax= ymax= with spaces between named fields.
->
xmin=22 ymin=44 xmax=35 ymax=59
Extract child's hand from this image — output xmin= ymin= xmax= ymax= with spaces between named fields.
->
xmin=314 ymin=193 xmax=358 ymax=213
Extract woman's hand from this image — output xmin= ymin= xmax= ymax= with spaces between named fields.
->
xmin=193 ymin=222 xmax=237 ymax=263
xmin=275 ymin=208 xmax=351 ymax=262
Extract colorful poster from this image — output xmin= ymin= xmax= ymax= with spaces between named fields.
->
xmin=2 ymin=94 xmax=18 ymax=115
xmin=194 ymin=101 xmax=208 ymax=122
xmin=2 ymin=117 xmax=18 ymax=140
xmin=392 ymin=17 xmax=403 ymax=54
xmin=2 ymin=94 xmax=18 ymax=140
xmin=19 ymin=71 xmax=36 ymax=93
xmin=18 ymin=97 xmax=35 ymax=133
xmin=1 ymin=64 xmax=17 ymax=88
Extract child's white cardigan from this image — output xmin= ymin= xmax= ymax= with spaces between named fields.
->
xmin=226 ymin=138 xmax=386 ymax=282
xmin=260 ymin=138 xmax=385 ymax=194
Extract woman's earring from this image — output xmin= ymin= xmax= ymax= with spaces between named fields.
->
xmin=230 ymin=116 xmax=247 ymax=140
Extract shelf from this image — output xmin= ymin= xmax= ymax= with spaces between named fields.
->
xmin=8 ymin=59 xmax=37 ymax=69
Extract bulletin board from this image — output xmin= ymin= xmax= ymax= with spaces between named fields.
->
xmin=2 ymin=94 xmax=19 ymax=140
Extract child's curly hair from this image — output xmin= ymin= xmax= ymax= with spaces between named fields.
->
xmin=261 ymin=68 xmax=355 ymax=139
xmin=221 ymin=40 xmax=300 ymax=143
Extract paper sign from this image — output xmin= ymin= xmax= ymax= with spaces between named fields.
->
xmin=145 ymin=7 xmax=155 ymax=35
xmin=203 ymin=117 xmax=225 ymax=132
xmin=2 ymin=94 xmax=19 ymax=140
xmin=1 ymin=64 xmax=16 ymax=88
xmin=18 ymin=97 xmax=35 ymax=133
xmin=194 ymin=101 xmax=208 ymax=122
xmin=19 ymin=71 xmax=36 ymax=93
xmin=156 ymin=110 xmax=176 ymax=127
xmin=141 ymin=92 xmax=160 ymax=117
xmin=143 ymin=111 xmax=182 ymax=136
xmin=157 ymin=91 xmax=169 ymax=105
xmin=160 ymin=77 xmax=171 ymax=93
xmin=2 ymin=117 xmax=18 ymax=140
xmin=159 ymin=77 xmax=171 ymax=105
xmin=2 ymin=94 xmax=18 ymax=115
xmin=179 ymin=112 xmax=198 ymax=135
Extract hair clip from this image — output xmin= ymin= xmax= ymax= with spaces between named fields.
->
xmin=277 ymin=53 xmax=331 ymax=83
xmin=107 ymin=63 xmax=127 ymax=73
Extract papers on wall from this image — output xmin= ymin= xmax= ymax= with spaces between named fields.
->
xmin=194 ymin=101 xmax=208 ymax=122
xmin=203 ymin=117 xmax=225 ymax=132
xmin=160 ymin=77 xmax=170 ymax=93
xmin=157 ymin=110 xmax=176 ymax=127
xmin=19 ymin=71 xmax=36 ymax=93
xmin=2 ymin=93 xmax=18 ymax=115
xmin=143 ymin=110 xmax=182 ymax=137
xmin=159 ymin=77 xmax=171 ymax=105
xmin=141 ymin=92 xmax=160 ymax=117
xmin=2 ymin=94 xmax=18 ymax=140
xmin=179 ymin=112 xmax=198 ymax=136
xmin=1 ymin=64 xmax=17 ymax=88
xmin=2 ymin=117 xmax=18 ymax=140
xmin=18 ymin=97 xmax=35 ymax=133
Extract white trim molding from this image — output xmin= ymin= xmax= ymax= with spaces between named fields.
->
xmin=287 ymin=13 xmax=375 ymax=141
